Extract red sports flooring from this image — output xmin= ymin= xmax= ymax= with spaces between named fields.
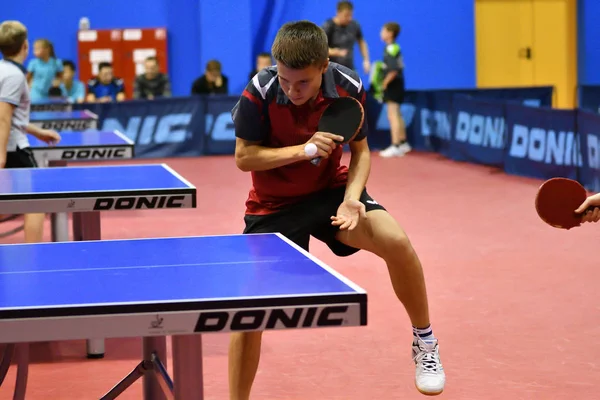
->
xmin=1 ymin=151 xmax=599 ymax=399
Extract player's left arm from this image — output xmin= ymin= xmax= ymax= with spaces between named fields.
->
xmin=345 ymin=86 xmax=371 ymax=202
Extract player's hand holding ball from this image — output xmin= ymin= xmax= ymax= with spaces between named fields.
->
xmin=331 ymin=199 xmax=367 ymax=231
xmin=303 ymin=131 xmax=344 ymax=160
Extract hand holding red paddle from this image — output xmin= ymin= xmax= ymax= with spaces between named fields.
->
xmin=535 ymin=177 xmax=600 ymax=229
xmin=575 ymin=193 xmax=600 ymax=224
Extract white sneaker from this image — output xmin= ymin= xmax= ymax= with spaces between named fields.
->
xmin=412 ymin=338 xmax=445 ymax=396
xmin=379 ymin=144 xmax=404 ymax=158
xmin=398 ymin=142 xmax=412 ymax=154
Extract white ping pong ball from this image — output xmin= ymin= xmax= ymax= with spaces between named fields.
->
xmin=304 ymin=143 xmax=317 ymax=157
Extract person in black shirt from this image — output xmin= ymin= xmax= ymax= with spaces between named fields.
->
xmin=133 ymin=56 xmax=171 ymax=100
xmin=378 ymin=22 xmax=411 ymax=158
xmin=191 ymin=59 xmax=228 ymax=95
xmin=248 ymin=52 xmax=273 ymax=81
xmin=322 ymin=1 xmax=370 ymax=73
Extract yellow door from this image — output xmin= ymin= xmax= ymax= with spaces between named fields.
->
xmin=531 ymin=0 xmax=578 ymax=109
xmin=475 ymin=0 xmax=577 ymax=109
xmin=475 ymin=0 xmax=534 ymax=87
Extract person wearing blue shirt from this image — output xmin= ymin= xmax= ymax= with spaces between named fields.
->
xmin=26 ymin=38 xmax=63 ymax=102
xmin=60 ymin=60 xmax=85 ymax=103
xmin=86 ymin=62 xmax=126 ymax=103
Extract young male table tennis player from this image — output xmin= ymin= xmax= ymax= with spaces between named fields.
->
xmin=576 ymin=193 xmax=600 ymax=223
xmin=230 ymin=20 xmax=445 ymax=399
xmin=0 ymin=20 xmax=61 ymax=243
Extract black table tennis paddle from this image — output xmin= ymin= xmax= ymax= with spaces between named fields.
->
xmin=310 ymin=96 xmax=365 ymax=166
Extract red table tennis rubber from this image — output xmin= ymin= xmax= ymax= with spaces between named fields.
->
xmin=535 ymin=177 xmax=587 ymax=230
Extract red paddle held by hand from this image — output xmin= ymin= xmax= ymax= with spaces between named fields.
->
xmin=535 ymin=178 xmax=592 ymax=229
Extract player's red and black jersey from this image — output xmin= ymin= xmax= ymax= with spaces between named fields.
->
xmin=231 ymin=62 xmax=368 ymax=215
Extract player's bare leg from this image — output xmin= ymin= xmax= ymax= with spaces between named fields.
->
xmin=23 ymin=213 xmax=45 ymax=243
xmin=335 ymin=209 xmax=445 ymax=395
xmin=228 ymin=331 xmax=263 ymax=400
xmin=380 ymin=101 xmax=410 ymax=158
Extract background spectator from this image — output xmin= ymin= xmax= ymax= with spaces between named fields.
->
xmin=60 ymin=60 xmax=85 ymax=103
xmin=191 ymin=60 xmax=229 ymax=95
xmin=322 ymin=1 xmax=371 ymax=74
xmin=248 ymin=52 xmax=273 ymax=80
xmin=133 ymin=56 xmax=171 ymax=100
xmin=26 ymin=38 xmax=63 ymax=102
xmin=86 ymin=62 xmax=125 ymax=103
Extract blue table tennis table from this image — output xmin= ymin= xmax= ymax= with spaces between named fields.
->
xmin=0 ymin=233 xmax=367 ymax=400
xmin=30 ymin=110 xmax=98 ymax=131
xmin=0 ymin=163 xmax=197 ymax=359
xmin=30 ymin=99 xmax=72 ymax=112
xmin=28 ymin=130 xmax=135 ymax=166
xmin=26 ymin=130 xmax=136 ymax=244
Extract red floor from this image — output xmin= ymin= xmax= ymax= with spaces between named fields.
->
xmin=1 ymin=152 xmax=599 ymax=399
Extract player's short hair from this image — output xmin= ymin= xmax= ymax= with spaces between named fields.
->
xmin=383 ymin=22 xmax=401 ymax=40
xmin=257 ymin=52 xmax=272 ymax=59
xmin=337 ymin=1 xmax=353 ymax=12
xmin=0 ymin=20 xmax=27 ymax=57
xmin=271 ymin=21 xmax=328 ymax=70
xmin=206 ymin=59 xmax=221 ymax=73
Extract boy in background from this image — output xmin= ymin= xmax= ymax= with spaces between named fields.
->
xmin=0 ymin=20 xmax=61 ymax=243
xmin=60 ymin=60 xmax=86 ymax=103
xmin=378 ymin=22 xmax=411 ymax=158
xmin=248 ymin=52 xmax=273 ymax=81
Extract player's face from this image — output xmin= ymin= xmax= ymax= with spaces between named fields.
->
xmin=98 ymin=67 xmax=113 ymax=84
xmin=337 ymin=9 xmax=353 ymax=26
xmin=277 ymin=61 xmax=328 ymax=106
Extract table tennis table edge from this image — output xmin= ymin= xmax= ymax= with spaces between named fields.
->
xmin=273 ymin=232 xmax=367 ymax=295
xmin=29 ymin=130 xmax=135 ymax=150
xmin=112 ymin=130 xmax=135 ymax=145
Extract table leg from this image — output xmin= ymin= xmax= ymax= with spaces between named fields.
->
xmin=48 ymin=161 xmax=69 ymax=243
xmin=72 ymin=212 xmax=82 ymax=243
xmin=78 ymin=212 xmax=105 ymax=358
xmin=143 ymin=337 xmax=168 ymax=400
xmin=12 ymin=343 xmax=29 ymax=400
xmin=50 ymin=212 xmax=70 ymax=242
xmin=172 ymin=335 xmax=204 ymax=400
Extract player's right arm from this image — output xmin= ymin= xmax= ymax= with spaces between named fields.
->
xmin=0 ymin=73 xmax=22 ymax=168
xmin=0 ymin=102 xmax=13 ymax=168
xmin=232 ymin=87 xmax=340 ymax=171
xmin=232 ymin=96 xmax=305 ymax=171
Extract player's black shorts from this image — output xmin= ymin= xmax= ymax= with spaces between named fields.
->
xmin=243 ymin=186 xmax=386 ymax=257
xmin=5 ymin=147 xmax=38 ymax=169
xmin=383 ymin=77 xmax=405 ymax=104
